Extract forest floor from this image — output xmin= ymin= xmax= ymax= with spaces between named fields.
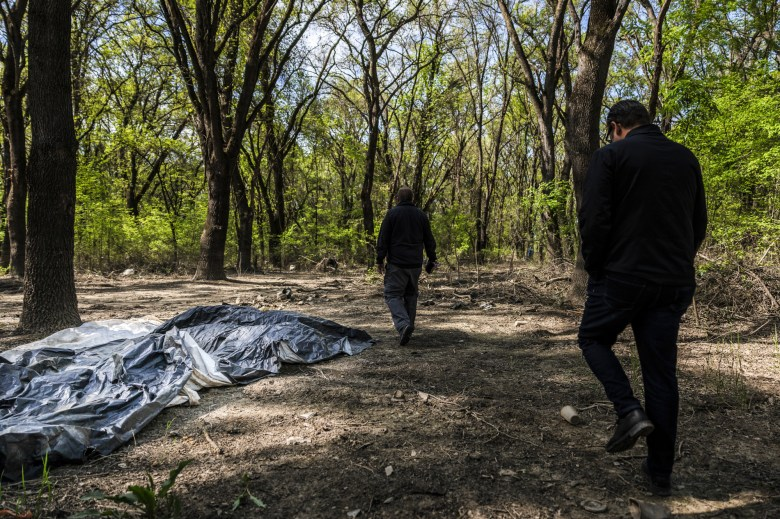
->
xmin=0 ymin=263 xmax=779 ymax=518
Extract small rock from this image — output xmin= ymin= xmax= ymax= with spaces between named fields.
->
xmin=417 ymin=391 xmax=430 ymax=403
xmin=347 ymin=510 xmax=361 ymax=518
xmin=393 ymin=390 xmax=405 ymax=400
xmin=580 ymin=500 xmax=607 ymax=513
xmin=628 ymin=498 xmax=671 ymax=519
xmin=121 ymin=268 xmax=135 ymax=276
xmin=385 ymin=465 xmax=394 ymax=476
xmin=299 ymin=411 xmax=318 ymax=420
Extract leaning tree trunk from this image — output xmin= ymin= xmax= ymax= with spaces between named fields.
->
xmin=565 ymin=0 xmax=631 ymax=304
xmin=20 ymin=0 xmax=81 ymax=332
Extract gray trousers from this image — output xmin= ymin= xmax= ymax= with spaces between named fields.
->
xmin=383 ymin=263 xmax=421 ymax=333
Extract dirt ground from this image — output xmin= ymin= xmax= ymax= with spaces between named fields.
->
xmin=0 ymin=264 xmax=779 ymax=518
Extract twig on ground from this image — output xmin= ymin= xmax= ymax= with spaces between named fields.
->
xmin=350 ymin=462 xmax=376 ymax=475
xmin=577 ymin=402 xmax=612 ymax=411
xmin=745 ymin=269 xmax=778 ymax=309
xmin=542 ymin=276 xmax=570 ymax=286
xmin=691 ymin=296 xmax=701 ymax=326
xmin=747 ymin=318 xmax=776 ymax=335
xmin=202 ymin=427 xmax=222 ymax=454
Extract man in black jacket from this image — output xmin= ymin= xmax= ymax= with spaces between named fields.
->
xmin=376 ymin=187 xmax=437 ymax=345
xmin=578 ymin=100 xmax=707 ymax=496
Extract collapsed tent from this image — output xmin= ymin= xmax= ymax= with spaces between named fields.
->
xmin=0 ymin=306 xmax=374 ymax=481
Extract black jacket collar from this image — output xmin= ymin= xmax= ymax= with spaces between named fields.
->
xmin=626 ymin=124 xmax=662 ymax=138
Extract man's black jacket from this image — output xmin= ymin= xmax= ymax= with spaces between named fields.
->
xmin=376 ymin=201 xmax=437 ymax=268
xmin=579 ymin=124 xmax=707 ymax=286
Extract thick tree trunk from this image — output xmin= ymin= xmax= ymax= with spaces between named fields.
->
xmin=565 ymin=0 xmax=631 ymax=303
xmin=20 ymin=0 xmax=81 ymax=332
xmin=195 ymin=155 xmax=231 ymax=280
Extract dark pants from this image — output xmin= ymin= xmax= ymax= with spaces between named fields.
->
xmin=578 ymin=273 xmax=694 ymax=478
xmin=384 ymin=263 xmax=421 ymax=333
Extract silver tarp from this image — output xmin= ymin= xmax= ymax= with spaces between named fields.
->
xmin=0 ymin=306 xmax=374 ymax=480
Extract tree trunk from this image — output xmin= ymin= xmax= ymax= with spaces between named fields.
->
xmin=232 ymin=164 xmax=254 ymax=274
xmin=1 ymin=135 xmax=11 ymax=268
xmin=195 ymin=154 xmax=231 ymax=280
xmin=2 ymin=0 xmax=28 ymax=278
xmin=20 ymin=0 xmax=81 ymax=332
xmin=565 ymin=0 xmax=631 ymax=303
xmin=361 ymin=107 xmax=378 ymax=261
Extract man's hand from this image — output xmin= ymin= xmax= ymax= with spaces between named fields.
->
xmin=377 ymin=262 xmax=385 ymax=275
xmin=425 ymin=260 xmax=438 ymax=274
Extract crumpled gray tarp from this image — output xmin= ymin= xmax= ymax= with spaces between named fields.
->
xmin=0 ymin=306 xmax=374 ymax=480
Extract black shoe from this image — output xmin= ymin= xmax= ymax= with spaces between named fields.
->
xmin=399 ymin=325 xmax=413 ymax=345
xmin=641 ymin=460 xmax=671 ymax=497
xmin=606 ymin=409 xmax=654 ymax=453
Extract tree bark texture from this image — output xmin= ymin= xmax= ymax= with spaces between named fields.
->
xmin=1 ymin=0 xmax=28 ymax=278
xmin=20 ymin=0 xmax=81 ymax=332
xmin=565 ymin=0 xmax=631 ymax=303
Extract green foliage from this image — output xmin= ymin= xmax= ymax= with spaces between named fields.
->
xmin=670 ymin=70 xmax=780 ymax=261
xmin=432 ymin=206 xmax=474 ymax=260
xmin=0 ymin=453 xmax=55 ymax=519
xmin=231 ymin=473 xmax=266 ymax=512
xmin=75 ymin=460 xmax=192 ymax=519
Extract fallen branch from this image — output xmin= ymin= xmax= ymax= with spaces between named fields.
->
xmin=542 ymin=276 xmax=570 ymax=286
xmin=202 ymin=427 xmax=222 ymax=454
xmin=748 ymin=318 xmax=777 ymax=336
xmin=745 ymin=269 xmax=778 ymax=309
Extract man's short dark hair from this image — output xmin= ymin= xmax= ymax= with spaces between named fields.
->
xmin=606 ymin=100 xmax=651 ymax=129
xmin=395 ymin=186 xmax=414 ymax=204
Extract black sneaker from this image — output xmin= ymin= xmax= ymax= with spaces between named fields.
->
xmin=399 ymin=325 xmax=413 ymax=345
xmin=641 ymin=460 xmax=672 ymax=497
xmin=605 ymin=409 xmax=654 ymax=453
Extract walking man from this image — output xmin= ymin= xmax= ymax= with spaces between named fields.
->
xmin=376 ymin=187 xmax=437 ymax=345
xmin=578 ymin=100 xmax=707 ymax=496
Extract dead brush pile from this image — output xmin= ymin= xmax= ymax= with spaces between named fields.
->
xmin=695 ymin=258 xmax=779 ymax=328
